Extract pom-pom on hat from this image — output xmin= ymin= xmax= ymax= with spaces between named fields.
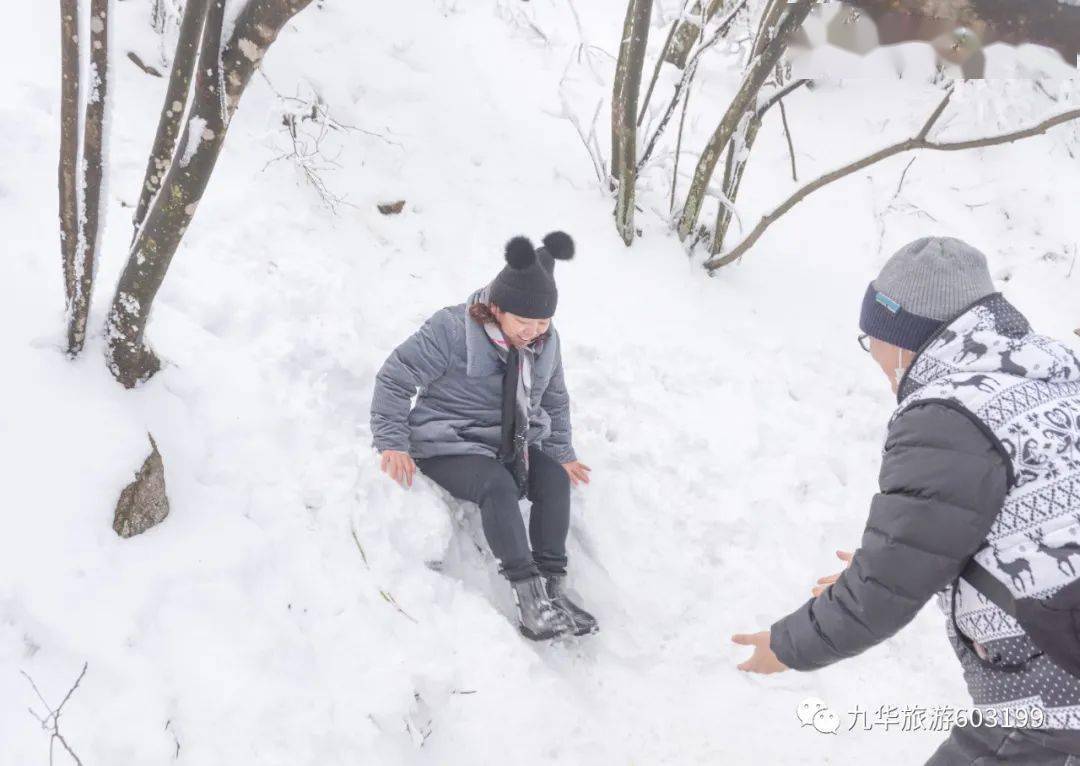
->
xmin=489 ymin=231 xmax=574 ymax=319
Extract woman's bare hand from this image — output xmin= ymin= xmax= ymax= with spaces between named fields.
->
xmin=811 ymin=550 xmax=854 ymax=597
xmin=562 ymin=460 xmax=592 ymax=487
xmin=380 ymin=450 xmax=416 ymax=488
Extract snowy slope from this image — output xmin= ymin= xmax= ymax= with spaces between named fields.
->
xmin=1 ymin=1 xmax=1079 ymax=763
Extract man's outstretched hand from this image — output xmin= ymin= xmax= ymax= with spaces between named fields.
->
xmin=811 ymin=550 xmax=854 ymax=597
xmin=380 ymin=450 xmax=416 ymax=488
xmin=562 ymin=460 xmax=591 ymax=487
xmin=732 ymin=631 xmax=789 ymax=675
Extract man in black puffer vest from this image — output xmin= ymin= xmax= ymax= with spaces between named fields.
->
xmin=733 ymin=237 xmax=1080 ymax=764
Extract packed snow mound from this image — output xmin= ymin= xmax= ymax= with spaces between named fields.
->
xmin=2 ymin=1 xmax=1078 ymax=763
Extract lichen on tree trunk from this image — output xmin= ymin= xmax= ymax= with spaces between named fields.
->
xmin=132 ymin=0 xmax=211 ymax=237
xmin=105 ymin=0 xmax=316 ymax=389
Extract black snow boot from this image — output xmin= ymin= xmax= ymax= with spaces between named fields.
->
xmin=544 ymin=574 xmax=599 ymax=636
xmin=511 ymin=576 xmax=576 ymax=641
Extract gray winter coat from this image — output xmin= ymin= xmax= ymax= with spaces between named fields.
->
xmin=770 ymin=294 xmax=1080 ymax=734
xmin=369 ymin=299 xmax=576 ymax=463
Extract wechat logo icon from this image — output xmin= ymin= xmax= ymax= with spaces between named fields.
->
xmin=797 ymin=697 xmax=841 ymax=734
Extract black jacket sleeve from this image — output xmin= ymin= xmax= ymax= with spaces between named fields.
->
xmin=769 ymin=401 xmax=1010 ymax=672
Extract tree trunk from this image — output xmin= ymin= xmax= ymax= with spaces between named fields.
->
xmin=105 ymin=0 xmax=315 ymax=388
xmin=611 ymin=0 xmax=652 ymax=246
xmin=132 ymin=0 xmax=210 ymax=237
xmin=221 ymin=0 xmax=316 ymax=116
xmin=711 ymin=0 xmax=789 ymax=252
xmin=713 ymin=113 xmax=760 ymax=253
xmin=69 ymin=0 xmax=109 ymax=356
xmin=676 ymin=0 xmax=811 ymax=242
xmin=59 ymin=0 xmax=80 ymax=338
xmin=666 ymin=0 xmax=728 ymax=68
xmin=712 ymin=78 xmax=808 ymax=253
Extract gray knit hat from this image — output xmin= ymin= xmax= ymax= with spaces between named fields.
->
xmin=859 ymin=237 xmax=996 ymax=351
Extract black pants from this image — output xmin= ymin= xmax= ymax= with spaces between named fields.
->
xmin=416 ymin=446 xmax=570 ymax=582
xmin=927 ymin=725 xmax=1080 ymax=765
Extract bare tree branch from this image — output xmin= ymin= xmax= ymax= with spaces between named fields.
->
xmin=637 ymin=0 xmax=748 ymax=172
xmin=669 ymin=74 xmax=694 ymax=213
xmin=705 ymin=100 xmax=1080 ymax=271
xmin=637 ymin=0 xmax=691 ymax=128
xmin=676 ymin=0 xmax=812 ymax=241
xmin=754 ymin=77 xmax=809 ymax=121
xmin=710 ymin=17 xmax=807 ymax=252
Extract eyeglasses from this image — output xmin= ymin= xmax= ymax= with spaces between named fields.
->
xmin=857 ymin=333 xmax=871 ymax=353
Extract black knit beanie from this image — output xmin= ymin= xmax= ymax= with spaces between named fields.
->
xmin=489 ymin=232 xmax=574 ymax=319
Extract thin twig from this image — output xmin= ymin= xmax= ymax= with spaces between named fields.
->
xmin=22 ymin=663 xmax=88 ymax=766
xmin=778 ymin=99 xmax=797 ymax=181
xmin=891 ymin=156 xmax=917 ymax=202
xmin=670 ymin=74 xmax=695 ymax=213
xmin=754 ymin=78 xmax=808 ymax=121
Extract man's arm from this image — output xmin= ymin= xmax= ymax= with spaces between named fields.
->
xmin=769 ymin=401 xmax=1009 ymax=672
xmin=539 ymin=337 xmax=577 ymax=463
xmin=370 ymin=311 xmax=454 ymax=453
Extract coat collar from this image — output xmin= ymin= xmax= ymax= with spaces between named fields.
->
xmin=463 ymin=287 xmax=555 ymax=378
xmin=465 ymin=311 xmax=504 ymax=377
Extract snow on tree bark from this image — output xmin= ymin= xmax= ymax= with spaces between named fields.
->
xmin=59 ymin=0 xmax=81 ymax=336
xmin=666 ymin=0 xmax=728 ymax=69
xmin=612 ymin=0 xmax=652 ymax=246
xmin=676 ymin=0 xmax=811 ymax=242
xmin=712 ymin=0 xmax=795 ymax=253
xmin=68 ymin=0 xmax=109 ymax=356
xmin=132 ymin=0 xmax=211 ymax=237
xmin=105 ymin=0 xmax=315 ymax=389
xmin=221 ymin=0 xmax=317 ymax=118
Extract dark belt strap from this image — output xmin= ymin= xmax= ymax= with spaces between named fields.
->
xmin=960 ymin=557 xmax=1019 ymax=619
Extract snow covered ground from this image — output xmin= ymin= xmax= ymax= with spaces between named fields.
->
xmin=2 ymin=1 xmax=1078 ymax=763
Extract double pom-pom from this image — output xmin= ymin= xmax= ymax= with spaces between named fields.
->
xmin=503 ymin=231 xmax=575 ymax=269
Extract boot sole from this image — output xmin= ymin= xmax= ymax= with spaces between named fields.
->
xmin=519 ymin=624 xmax=575 ymax=641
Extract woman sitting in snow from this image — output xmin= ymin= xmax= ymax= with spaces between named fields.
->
xmin=369 ymin=232 xmax=596 ymax=641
